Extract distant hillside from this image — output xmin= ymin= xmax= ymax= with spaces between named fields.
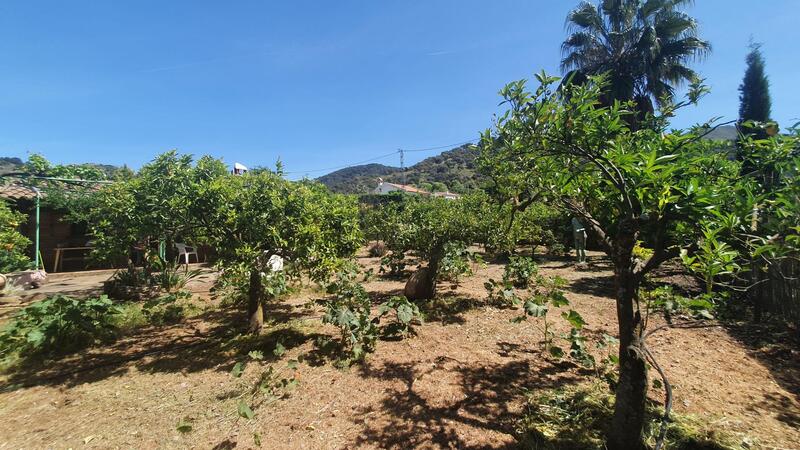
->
xmin=701 ymin=125 xmax=738 ymax=141
xmin=317 ymin=144 xmax=483 ymax=194
xmin=0 ymin=156 xmax=121 ymax=179
xmin=0 ymin=157 xmax=24 ymax=175
xmin=317 ymin=163 xmax=401 ymax=194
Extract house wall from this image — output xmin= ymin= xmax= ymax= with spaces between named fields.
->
xmin=374 ymin=183 xmax=401 ymax=195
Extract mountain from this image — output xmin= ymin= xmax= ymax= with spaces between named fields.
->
xmin=701 ymin=125 xmax=738 ymax=141
xmin=0 ymin=157 xmax=24 ymax=175
xmin=317 ymin=144 xmax=483 ymax=194
xmin=0 ymin=156 xmax=122 ymax=179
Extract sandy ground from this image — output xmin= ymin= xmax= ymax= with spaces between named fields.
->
xmin=0 ymin=252 xmax=798 ymax=450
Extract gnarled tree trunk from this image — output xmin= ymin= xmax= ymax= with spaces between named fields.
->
xmin=248 ymin=269 xmax=264 ymax=333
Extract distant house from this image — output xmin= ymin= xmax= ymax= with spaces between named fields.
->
xmin=373 ymin=179 xmax=460 ymax=200
xmin=373 ymin=179 xmax=430 ymax=196
xmin=432 ymin=191 xmax=460 ymax=200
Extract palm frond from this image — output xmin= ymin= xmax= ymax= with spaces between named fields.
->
xmin=566 ymin=2 xmax=605 ymax=34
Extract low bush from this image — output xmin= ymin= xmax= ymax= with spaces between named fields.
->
xmin=437 ymin=242 xmax=477 ymax=283
xmin=378 ymin=296 xmax=423 ymax=337
xmin=504 ymin=256 xmax=539 ymax=288
xmin=642 ymin=286 xmax=717 ymax=321
xmin=0 ymin=295 xmax=121 ymax=359
xmin=320 ymin=266 xmax=378 ymax=365
xmin=0 ymin=199 xmax=33 ymax=273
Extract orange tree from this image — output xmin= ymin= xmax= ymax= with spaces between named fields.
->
xmin=199 ymin=170 xmax=362 ymax=332
xmin=479 ymin=71 xmax=744 ymax=449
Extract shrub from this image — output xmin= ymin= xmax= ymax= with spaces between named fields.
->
xmin=504 ymin=256 xmax=539 ymax=288
xmin=437 ymin=242 xmax=475 ymax=283
xmin=320 ymin=266 xmax=378 ymax=364
xmin=641 ymin=286 xmax=717 ymax=321
xmin=0 ymin=295 xmax=121 ymax=358
xmin=0 ymin=199 xmax=32 ymax=273
xmin=378 ymin=296 xmax=423 ymax=337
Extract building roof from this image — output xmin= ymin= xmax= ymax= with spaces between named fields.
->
xmin=0 ymin=183 xmax=39 ymax=200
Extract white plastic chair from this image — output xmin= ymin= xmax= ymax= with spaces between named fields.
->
xmin=175 ymin=243 xmax=199 ymax=265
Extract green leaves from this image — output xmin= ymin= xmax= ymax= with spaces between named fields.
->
xmin=176 ymin=418 xmax=193 ymax=433
xmin=237 ymin=400 xmax=255 ymax=420
xmin=561 ymin=310 xmax=587 ymax=330
xmin=0 ymin=295 xmax=121 ymax=358
xmin=230 ymin=362 xmax=245 ymax=378
xmin=524 ymin=300 xmax=548 ymax=318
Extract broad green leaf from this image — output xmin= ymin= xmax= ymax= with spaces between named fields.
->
xmin=230 ymin=362 xmax=245 ymax=378
xmin=562 ymin=310 xmax=587 ymax=329
xmin=237 ymin=400 xmax=255 ymax=420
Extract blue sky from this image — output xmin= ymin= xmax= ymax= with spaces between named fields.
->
xmin=0 ymin=1 xmax=798 ymax=178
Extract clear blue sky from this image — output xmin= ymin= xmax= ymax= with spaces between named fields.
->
xmin=0 ymin=1 xmax=797 ymax=178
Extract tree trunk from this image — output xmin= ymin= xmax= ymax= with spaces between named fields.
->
xmin=608 ymin=218 xmax=647 ymax=450
xmin=608 ymin=268 xmax=648 ymax=450
xmin=248 ymin=269 xmax=264 ymax=333
xmin=403 ymin=245 xmax=444 ymax=301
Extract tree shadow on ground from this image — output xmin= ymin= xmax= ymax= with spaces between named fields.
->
xmin=0 ymin=301 xmax=321 ymax=391
xmin=566 ymin=273 xmax=616 ymax=298
xmin=722 ymin=321 xmax=800 ymax=428
xmin=348 ymin=356 xmax=587 ymax=449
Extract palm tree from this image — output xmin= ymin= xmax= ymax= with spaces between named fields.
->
xmin=561 ymin=0 xmax=710 ymax=115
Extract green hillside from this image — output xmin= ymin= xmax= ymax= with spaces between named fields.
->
xmin=317 ymin=144 xmax=483 ymax=194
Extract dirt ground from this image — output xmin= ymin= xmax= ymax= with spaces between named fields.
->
xmin=0 ymin=252 xmax=798 ymax=450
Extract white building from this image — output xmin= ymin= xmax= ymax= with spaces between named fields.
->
xmin=373 ymin=179 xmax=430 ymax=196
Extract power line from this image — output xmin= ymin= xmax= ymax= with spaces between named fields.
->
xmin=402 ymin=138 xmax=478 ymax=152
xmin=283 ymin=150 xmax=399 ymax=175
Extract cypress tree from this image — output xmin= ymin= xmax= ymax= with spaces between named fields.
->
xmin=738 ymin=42 xmax=772 ymax=130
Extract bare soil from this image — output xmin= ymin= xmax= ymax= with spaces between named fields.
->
xmin=0 ymin=252 xmax=798 ymax=449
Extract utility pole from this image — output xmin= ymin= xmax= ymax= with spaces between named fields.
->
xmin=399 ymin=148 xmax=406 ymax=185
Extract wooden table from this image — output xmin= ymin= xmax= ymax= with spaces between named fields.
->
xmin=52 ymin=247 xmax=94 ymax=273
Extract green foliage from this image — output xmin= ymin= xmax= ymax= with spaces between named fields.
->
xmin=229 ymin=347 xmax=300 ymax=420
xmin=84 ymin=151 xmax=227 ymax=269
xmin=561 ymin=0 xmax=710 ymax=112
xmin=517 ymin=383 xmax=745 ymax=450
xmin=377 ymin=296 xmax=423 ymax=337
xmin=320 ymin=266 xmax=378 ymax=364
xmin=141 ymin=291 xmax=197 ymax=326
xmin=504 ymin=256 xmax=539 ymax=288
xmin=0 ymin=295 xmax=120 ymax=358
xmin=204 ymin=170 xmax=362 ymax=283
xmin=104 ymin=262 xmax=202 ymax=300
xmin=0 ymin=199 xmax=32 ymax=273
xmin=369 ymin=194 xmax=484 ymax=296
xmin=681 ymin=228 xmax=740 ymax=295
xmin=437 ymin=242 xmax=477 ymax=283
xmin=641 ymin=286 xmax=716 ymax=321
